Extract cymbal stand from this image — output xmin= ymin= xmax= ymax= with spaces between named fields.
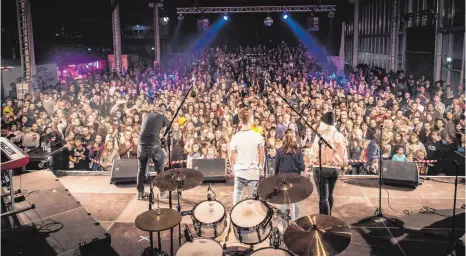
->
xmin=162 ymin=79 xmax=194 ymax=256
xmin=176 ymin=189 xmax=183 ymax=246
xmin=144 ymin=179 xmax=166 ymax=255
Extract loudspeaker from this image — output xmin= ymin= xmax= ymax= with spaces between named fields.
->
xmin=192 ymin=158 xmax=226 ymax=182
xmin=381 ymin=160 xmax=419 ymax=188
xmin=110 ymin=159 xmax=147 ymax=184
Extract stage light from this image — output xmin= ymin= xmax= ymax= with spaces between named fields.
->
xmin=328 ymin=11 xmax=335 ymax=18
xmin=178 ymin=14 xmax=184 ymax=21
xmin=447 ymin=57 xmax=452 ymax=62
xmin=264 ymin=15 xmax=273 ymax=26
xmin=152 ymin=47 xmax=155 ymax=50
xmin=282 ymin=12 xmax=288 ymax=20
xmin=163 ymin=17 xmax=169 ymax=22
xmin=88 ymin=48 xmax=91 ymax=51
xmin=223 ymin=13 xmax=229 ymax=20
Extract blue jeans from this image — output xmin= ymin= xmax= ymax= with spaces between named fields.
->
xmin=280 ymin=203 xmax=299 ymax=228
xmin=233 ymin=176 xmax=258 ymax=205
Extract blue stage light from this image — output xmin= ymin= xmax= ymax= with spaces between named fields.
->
xmin=223 ymin=14 xmax=229 ymax=20
xmin=282 ymin=13 xmax=288 ymax=19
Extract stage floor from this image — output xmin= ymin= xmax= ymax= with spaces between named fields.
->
xmin=43 ymin=173 xmax=466 ymax=255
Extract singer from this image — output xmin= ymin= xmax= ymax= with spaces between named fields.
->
xmin=137 ymin=105 xmax=169 ymax=200
xmin=229 ymin=107 xmax=265 ymax=205
xmin=308 ymin=111 xmax=348 ymax=215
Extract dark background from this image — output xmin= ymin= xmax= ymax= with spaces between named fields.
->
xmin=1 ymin=0 xmax=348 ymax=63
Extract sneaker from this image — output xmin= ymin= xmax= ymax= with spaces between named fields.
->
xmin=137 ymin=191 xmax=144 ymax=200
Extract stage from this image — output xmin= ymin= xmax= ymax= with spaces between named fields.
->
xmin=10 ymin=171 xmax=466 ymax=256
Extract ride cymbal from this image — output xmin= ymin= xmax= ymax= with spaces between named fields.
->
xmin=135 ymin=208 xmax=182 ymax=232
xmin=154 ymin=168 xmax=204 ymax=191
xmin=257 ymin=173 xmax=313 ymax=204
xmin=284 ymin=214 xmax=352 ymax=256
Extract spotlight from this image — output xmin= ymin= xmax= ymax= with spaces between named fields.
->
xmin=178 ymin=14 xmax=184 ymax=21
xmin=264 ymin=15 xmax=273 ymax=26
xmin=447 ymin=57 xmax=452 ymax=62
xmin=223 ymin=13 xmax=229 ymax=20
xmin=282 ymin=12 xmax=288 ymax=20
xmin=328 ymin=11 xmax=335 ymax=18
xmin=163 ymin=17 xmax=169 ymax=22
xmin=88 ymin=48 xmax=91 ymax=51
xmin=152 ymin=47 xmax=155 ymax=50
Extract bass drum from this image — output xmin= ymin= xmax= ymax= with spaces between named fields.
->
xmin=191 ymin=199 xmax=227 ymax=238
xmin=250 ymin=247 xmax=293 ymax=256
xmin=176 ymin=238 xmax=223 ymax=256
xmin=230 ymin=199 xmax=273 ymax=245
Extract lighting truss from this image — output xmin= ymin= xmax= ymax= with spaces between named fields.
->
xmin=176 ymin=5 xmax=336 ymax=14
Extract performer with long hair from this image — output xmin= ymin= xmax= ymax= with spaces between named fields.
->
xmin=309 ymin=111 xmax=348 ymax=215
xmin=274 ymin=128 xmax=305 ymax=227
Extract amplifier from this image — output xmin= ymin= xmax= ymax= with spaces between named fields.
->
xmin=192 ymin=158 xmax=226 ymax=182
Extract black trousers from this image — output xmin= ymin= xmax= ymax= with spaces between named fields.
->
xmin=313 ymin=167 xmax=341 ymax=215
xmin=137 ymin=145 xmax=165 ymax=192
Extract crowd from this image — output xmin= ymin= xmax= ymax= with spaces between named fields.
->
xmin=1 ymin=43 xmax=465 ymax=176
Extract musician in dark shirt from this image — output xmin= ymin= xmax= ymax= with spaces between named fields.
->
xmin=274 ymin=129 xmax=305 ymax=228
xmin=137 ymin=106 xmax=169 ymax=200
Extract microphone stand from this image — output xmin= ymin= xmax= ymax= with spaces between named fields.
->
xmin=161 ymin=82 xmax=194 ymax=255
xmin=275 ymin=92 xmax=333 ymax=216
xmin=358 ymin=124 xmax=393 ymax=225
xmin=451 ymin=151 xmax=464 ymax=247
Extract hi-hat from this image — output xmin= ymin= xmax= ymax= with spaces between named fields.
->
xmin=284 ymin=214 xmax=352 ymax=256
xmin=257 ymin=173 xmax=313 ymax=204
xmin=154 ymin=168 xmax=204 ymax=191
xmin=135 ymin=208 xmax=182 ymax=232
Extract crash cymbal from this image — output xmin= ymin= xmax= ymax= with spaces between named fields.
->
xmin=284 ymin=214 xmax=352 ymax=256
xmin=154 ymin=168 xmax=204 ymax=191
xmin=257 ymin=173 xmax=313 ymax=204
xmin=135 ymin=208 xmax=182 ymax=232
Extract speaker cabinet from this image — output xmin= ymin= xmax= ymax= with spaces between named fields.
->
xmin=192 ymin=158 xmax=226 ymax=182
xmin=381 ymin=160 xmax=419 ymax=188
xmin=110 ymin=159 xmax=147 ymax=184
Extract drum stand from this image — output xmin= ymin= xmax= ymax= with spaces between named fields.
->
xmin=176 ymin=189 xmax=183 ymax=246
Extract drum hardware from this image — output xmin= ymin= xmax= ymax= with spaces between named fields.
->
xmin=207 ymin=183 xmax=216 ymax=201
xmin=183 ymin=224 xmax=194 ymax=242
xmin=284 ymin=214 xmax=352 ymax=256
xmin=180 ymin=210 xmax=192 ymax=216
xmin=269 ymin=227 xmax=281 ymax=248
xmin=155 ymin=168 xmax=204 ymax=247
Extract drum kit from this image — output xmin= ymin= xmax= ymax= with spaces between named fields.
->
xmin=135 ymin=169 xmax=352 ymax=256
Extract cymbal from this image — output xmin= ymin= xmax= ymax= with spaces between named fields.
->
xmin=154 ymin=168 xmax=204 ymax=191
xmin=284 ymin=214 xmax=352 ymax=256
xmin=135 ymin=208 xmax=182 ymax=232
xmin=257 ymin=173 xmax=313 ymax=204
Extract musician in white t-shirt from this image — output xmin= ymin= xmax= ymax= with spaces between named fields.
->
xmin=229 ymin=108 xmax=265 ymax=205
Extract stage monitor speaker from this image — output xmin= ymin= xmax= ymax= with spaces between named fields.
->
xmin=110 ymin=159 xmax=147 ymax=184
xmin=192 ymin=158 xmax=226 ymax=182
xmin=381 ymin=160 xmax=419 ymax=188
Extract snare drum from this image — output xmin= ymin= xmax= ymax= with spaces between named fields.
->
xmin=230 ymin=199 xmax=273 ymax=245
xmin=191 ymin=200 xmax=227 ymax=238
xmin=176 ymin=238 xmax=223 ymax=256
xmin=250 ymin=247 xmax=293 ymax=256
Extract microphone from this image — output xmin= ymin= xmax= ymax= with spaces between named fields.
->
xmin=184 ymin=224 xmax=193 ymax=242
xmin=190 ymin=79 xmax=197 ymax=98
xmin=207 ymin=183 xmax=212 ymax=201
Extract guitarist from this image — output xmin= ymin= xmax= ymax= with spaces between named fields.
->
xmin=137 ymin=105 xmax=169 ymax=200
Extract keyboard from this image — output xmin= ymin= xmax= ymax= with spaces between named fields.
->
xmin=1 ymin=137 xmax=30 ymax=171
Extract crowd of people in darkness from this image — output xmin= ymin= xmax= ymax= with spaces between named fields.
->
xmin=1 ymin=42 xmax=465 ymax=176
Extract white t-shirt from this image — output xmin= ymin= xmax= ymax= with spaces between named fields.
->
xmin=230 ymin=130 xmax=264 ymax=180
